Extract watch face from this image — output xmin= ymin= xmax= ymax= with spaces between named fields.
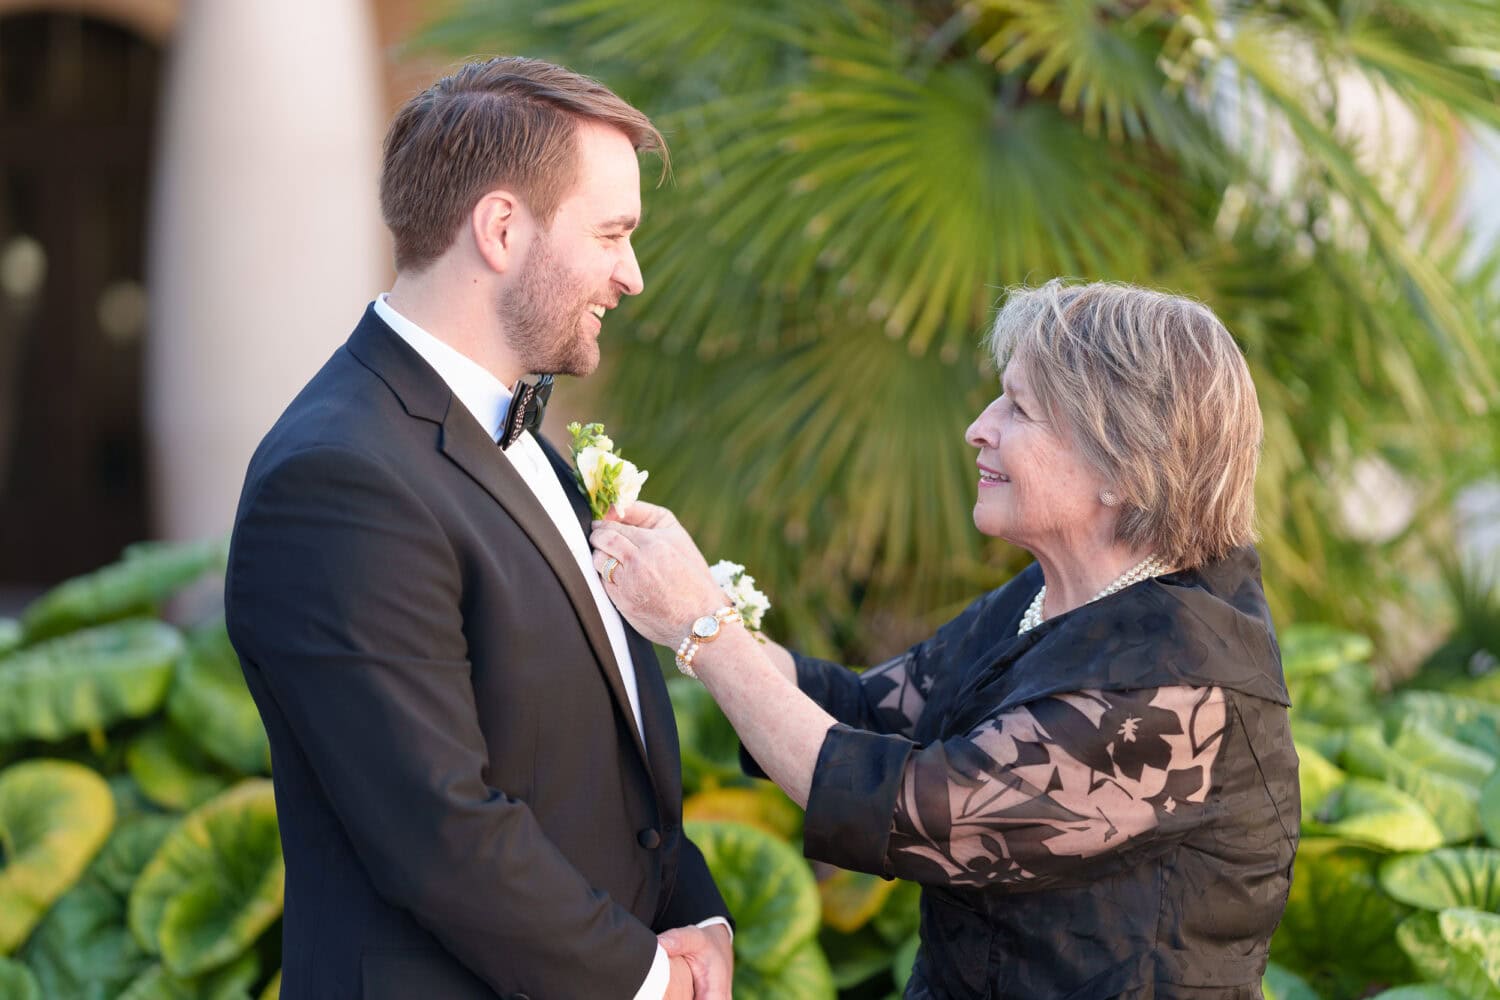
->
xmin=692 ymin=615 xmax=719 ymax=639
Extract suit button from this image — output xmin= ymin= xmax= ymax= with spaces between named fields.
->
xmin=638 ymin=828 xmax=662 ymax=849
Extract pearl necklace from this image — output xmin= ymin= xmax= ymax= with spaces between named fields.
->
xmin=1017 ymin=555 xmax=1171 ymax=635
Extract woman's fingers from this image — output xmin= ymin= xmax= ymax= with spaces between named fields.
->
xmin=591 ymin=549 xmax=619 ymax=584
xmin=594 ymin=521 xmax=650 ymax=546
xmin=613 ymin=500 xmax=675 ymax=528
xmin=590 ymin=523 xmax=640 ymax=562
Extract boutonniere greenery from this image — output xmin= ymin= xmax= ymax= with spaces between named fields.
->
xmin=567 ymin=422 xmax=649 ymax=519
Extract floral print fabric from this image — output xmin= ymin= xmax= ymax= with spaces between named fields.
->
xmin=889 ymin=685 xmax=1225 ymax=890
xmin=768 ymin=547 xmax=1298 ymax=998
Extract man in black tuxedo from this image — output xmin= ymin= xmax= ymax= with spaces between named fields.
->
xmin=225 ymin=58 xmax=731 ymax=1000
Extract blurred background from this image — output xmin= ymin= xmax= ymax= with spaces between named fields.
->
xmin=1 ymin=0 xmax=1498 ymax=673
xmin=2 ymin=2 xmax=1500 ymax=997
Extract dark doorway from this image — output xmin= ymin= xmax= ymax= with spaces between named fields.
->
xmin=0 ymin=12 xmax=159 ymax=600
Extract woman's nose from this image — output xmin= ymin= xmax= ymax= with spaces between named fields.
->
xmin=966 ymin=399 xmax=1000 ymax=449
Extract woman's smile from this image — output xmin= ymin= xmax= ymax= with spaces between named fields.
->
xmin=977 ymin=462 xmax=1009 ymax=488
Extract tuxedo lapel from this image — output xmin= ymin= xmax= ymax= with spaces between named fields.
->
xmin=627 ymin=628 xmax=683 ymax=814
xmin=539 ymin=435 xmax=680 ymax=805
xmin=346 ymin=308 xmax=652 ymax=775
xmin=538 ymin=436 xmax=594 ymax=540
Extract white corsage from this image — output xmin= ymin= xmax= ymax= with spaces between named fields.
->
xmin=709 ymin=560 xmax=771 ymax=633
xmin=568 ymin=422 xmax=649 ymax=519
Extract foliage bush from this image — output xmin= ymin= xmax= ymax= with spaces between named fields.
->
xmin=7 ymin=544 xmax=1500 ymax=997
xmin=417 ymin=0 xmax=1500 ymax=664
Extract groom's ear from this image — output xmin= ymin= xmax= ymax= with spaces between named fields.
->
xmin=471 ymin=190 xmax=530 ymax=275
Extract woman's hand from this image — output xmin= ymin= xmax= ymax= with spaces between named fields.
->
xmin=590 ymin=502 xmax=726 ymax=647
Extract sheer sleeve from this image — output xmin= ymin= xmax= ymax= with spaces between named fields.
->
xmin=792 ymin=647 xmax=934 ymax=739
xmin=787 ymin=586 xmax=1010 ymax=739
xmin=802 ymin=686 xmax=1228 ymax=890
xmin=740 ymin=648 xmax=933 ymax=782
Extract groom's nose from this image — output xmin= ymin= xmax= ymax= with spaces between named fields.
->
xmin=615 ymin=240 xmax=644 ymax=297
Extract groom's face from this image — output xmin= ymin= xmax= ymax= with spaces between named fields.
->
xmin=500 ymin=122 xmax=645 ymax=376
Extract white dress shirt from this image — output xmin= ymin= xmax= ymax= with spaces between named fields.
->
xmin=373 ymin=295 xmax=725 ymax=999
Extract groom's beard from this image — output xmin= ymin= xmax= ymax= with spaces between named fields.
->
xmin=500 ymin=231 xmax=604 ymax=377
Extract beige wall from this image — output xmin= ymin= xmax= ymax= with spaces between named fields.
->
xmin=0 ymin=0 xmax=461 ymax=541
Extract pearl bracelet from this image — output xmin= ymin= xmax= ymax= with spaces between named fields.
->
xmin=675 ymin=605 xmax=741 ymax=679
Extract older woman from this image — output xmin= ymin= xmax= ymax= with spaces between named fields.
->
xmin=591 ymin=280 xmax=1298 ymax=999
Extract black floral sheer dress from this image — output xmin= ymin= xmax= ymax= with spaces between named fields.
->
xmin=749 ymin=548 xmax=1299 ymax=999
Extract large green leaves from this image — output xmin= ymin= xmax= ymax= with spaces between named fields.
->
xmin=21 ymin=540 xmax=226 ymax=643
xmin=0 ymin=957 xmax=41 ymax=999
xmin=1369 ymin=986 xmax=1466 ymax=1000
xmin=1262 ymin=961 xmax=1321 ymax=1000
xmin=1297 ymin=742 xmax=1346 ymax=818
xmin=733 ymin=937 xmax=836 ymax=1000
xmin=1271 ymin=839 xmax=1416 ymax=988
xmin=1282 ymin=626 xmax=1376 ymax=680
xmin=1304 ymin=779 xmax=1444 ymax=852
xmin=20 ymin=813 xmax=178 ymax=998
xmin=1342 ymin=726 xmax=1485 ymax=843
xmin=1389 ymin=691 xmax=1500 ymax=760
xmin=669 ymin=680 xmax=745 ymax=791
xmin=90 ymin=814 xmax=180 ymax=899
xmin=1381 ymin=849 xmax=1500 ymax=913
xmin=0 ymin=759 xmax=115 ymax=953
xmin=686 ymin=820 xmax=822 ymax=981
xmin=1397 ymin=908 xmax=1500 ymax=999
xmin=165 ymin=622 xmax=269 ymax=776
xmin=117 ymin=951 xmax=259 ymax=1000
xmin=126 ymin=726 xmax=232 ymax=813
xmin=0 ymin=620 xmax=182 ymax=743
xmin=1284 ymin=631 xmax=1378 ymax=728
xmin=129 ymin=780 xmax=283 ymax=977
xmin=21 ymin=879 xmax=153 ymax=999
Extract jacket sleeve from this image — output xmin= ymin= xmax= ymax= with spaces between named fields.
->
xmin=800 ymin=686 xmax=1229 ymax=891
xmin=226 ymin=445 xmax=659 ymax=998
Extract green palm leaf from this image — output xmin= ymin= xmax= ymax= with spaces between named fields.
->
xmin=424 ymin=0 xmax=1500 ymax=663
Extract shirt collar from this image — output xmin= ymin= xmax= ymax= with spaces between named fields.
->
xmin=373 ymin=293 xmax=512 ymax=442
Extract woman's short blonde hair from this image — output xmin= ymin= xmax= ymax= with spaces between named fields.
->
xmin=988 ymin=279 xmax=1262 ymax=569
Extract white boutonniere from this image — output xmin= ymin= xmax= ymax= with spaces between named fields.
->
xmin=709 ymin=560 xmax=771 ymax=633
xmin=568 ymin=422 xmax=649 ymax=519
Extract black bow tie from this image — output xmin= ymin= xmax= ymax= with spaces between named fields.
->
xmin=498 ymin=375 xmax=554 ymax=449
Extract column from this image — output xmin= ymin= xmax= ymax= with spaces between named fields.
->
xmin=146 ymin=0 xmax=387 ymax=541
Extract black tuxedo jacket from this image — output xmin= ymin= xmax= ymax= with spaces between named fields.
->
xmin=225 ymin=306 xmax=728 ymax=1000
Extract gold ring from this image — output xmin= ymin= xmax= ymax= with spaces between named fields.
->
xmin=604 ymin=556 xmax=620 ymax=585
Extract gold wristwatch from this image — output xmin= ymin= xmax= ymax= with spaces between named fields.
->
xmin=674 ymin=605 xmax=742 ymax=679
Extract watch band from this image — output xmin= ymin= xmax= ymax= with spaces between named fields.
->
xmin=675 ymin=605 xmax=742 ymax=679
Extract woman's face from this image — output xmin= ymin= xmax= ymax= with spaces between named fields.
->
xmin=964 ymin=353 xmax=1108 ymax=550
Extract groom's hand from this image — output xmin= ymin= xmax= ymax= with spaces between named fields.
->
xmin=659 ymin=924 xmax=733 ymax=1000
xmin=665 ymin=955 xmax=695 ymax=1000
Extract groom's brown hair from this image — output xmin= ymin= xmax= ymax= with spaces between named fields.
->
xmin=380 ymin=56 xmax=667 ymax=273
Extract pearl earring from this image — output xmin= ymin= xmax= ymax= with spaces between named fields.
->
xmin=1099 ymin=490 xmax=1120 ymax=507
